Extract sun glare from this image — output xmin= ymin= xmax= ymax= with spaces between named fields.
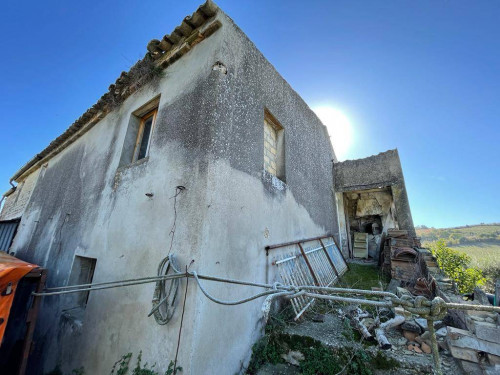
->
xmin=313 ymin=106 xmax=353 ymax=160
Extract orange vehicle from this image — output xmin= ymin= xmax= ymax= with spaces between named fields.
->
xmin=0 ymin=252 xmax=46 ymax=375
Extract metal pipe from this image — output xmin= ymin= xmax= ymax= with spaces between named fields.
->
xmin=265 ymin=234 xmax=332 ymax=254
xmin=297 ymin=285 xmax=398 ymax=299
xmin=299 ymin=292 xmax=392 ymax=308
xmin=274 ymin=245 xmax=326 ymax=265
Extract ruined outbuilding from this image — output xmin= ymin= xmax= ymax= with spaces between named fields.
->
xmin=0 ymin=2 xmax=419 ymax=374
xmin=334 ymin=149 xmax=415 ymax=261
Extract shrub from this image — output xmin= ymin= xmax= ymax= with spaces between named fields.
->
xmin=429 ymin=240 xmax=486 ymax=293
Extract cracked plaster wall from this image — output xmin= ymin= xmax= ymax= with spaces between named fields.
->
xmin=5 ymin=9 xmax=338 ymax=375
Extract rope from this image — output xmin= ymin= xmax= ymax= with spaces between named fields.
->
xmin=43 ymin=275 xmax=177 ymax=291
xmin=192 ymin=271 xmax=281 ymax=305
xmin=33 ymin=275 xmax=184 ymax=296
xmin=33 ymin=258 xmax=500 ymax=318
xmin=31 ymin=253 xmax=500 ymax=375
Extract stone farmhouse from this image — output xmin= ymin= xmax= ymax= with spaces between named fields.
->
xmin=0 ymin=1 xmax=415 ymax=373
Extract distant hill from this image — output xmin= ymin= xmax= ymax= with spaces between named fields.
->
xmin=416 ymin=224 xmax=500 ymax=291
xmin=416 ymin=223 xmax=500 ymax=246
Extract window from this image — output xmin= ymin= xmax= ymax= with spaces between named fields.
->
xmin=264 ymin=111 xmax=285 ymax=181
xmin=132 ymin=109 xmax=157 ymax=162
xmin=118 ymin=96 xmax=160 ymax=168
xmin=68 ymin=256 xmax=96 ymax=309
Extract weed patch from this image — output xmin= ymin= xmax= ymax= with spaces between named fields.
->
xmin=110 ymin=352 xmax=181 ymax=375
xmin=371 ymin=351 xmax=398 ymax=370
xmin=246 ymin=323 xmax=397 ymax=374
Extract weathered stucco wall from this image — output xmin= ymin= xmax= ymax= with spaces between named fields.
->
xmin=184 ymin=12 xmax=338 ymax=373
xmin=334 ymin=149 xmax=415 ymax=236
xmin=6 ymin=8 xmax=338 ymax=375
xmin=0 ymin=170 xmax=40 ymax=222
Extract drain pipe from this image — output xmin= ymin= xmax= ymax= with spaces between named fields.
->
xmin=1 ymin=180 xmax=17 ymax=207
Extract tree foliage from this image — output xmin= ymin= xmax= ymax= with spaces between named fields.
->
xmin=429 ymin=240 xmax=486 ymax=293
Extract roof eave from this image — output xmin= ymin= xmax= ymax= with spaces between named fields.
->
xmin=11 ymin=0 xmax=220 ymax=183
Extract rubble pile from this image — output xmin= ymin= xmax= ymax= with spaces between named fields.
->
xmin=382 ymin=282 xmax=500 ymax=375
xmin=445 ymin=291 xmax=500 ymax=374
xmin=282 ymin=308 xmax=450 ymax=375
xmin=345 ymin=287 xmax=447 ymax=353
xmin=419 ymin=243 xmax=500 ymax=374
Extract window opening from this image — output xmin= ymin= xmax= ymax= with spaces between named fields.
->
xmin=133 ymin=109 xmax=157 ymax=162
xmin=264 ymin=111 xmax=285 ymax=181
xmin=68 ymin=256 xmax=96 ymax=309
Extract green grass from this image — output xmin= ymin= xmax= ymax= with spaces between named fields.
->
xmin=339 ymin=263 xmax=389 ymax=290
xmin=449 ymin=243 xmax=500 ymax=269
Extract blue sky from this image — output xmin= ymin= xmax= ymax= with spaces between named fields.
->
xmin=0 ymin=1 xmax=498 ymax=228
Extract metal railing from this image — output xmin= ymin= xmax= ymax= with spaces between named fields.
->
xmin=271 ymin=235 xmax=348 ymax=319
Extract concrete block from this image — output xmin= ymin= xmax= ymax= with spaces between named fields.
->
xmin=475 ymin=322 xmax=500 ymax=343
xmin=447 ymin=326 xmax=500 ymax=356
xmin=449 ymin=345 xmax=481 ymax=362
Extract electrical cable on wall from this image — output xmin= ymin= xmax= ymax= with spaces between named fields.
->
xmin=151 ymin=185 xmax=186 ymax=325
xmin=167 ymin=186 xmax=185 ymax=256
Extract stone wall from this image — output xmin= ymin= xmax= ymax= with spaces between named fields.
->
xmin=334 ymin=149 xmax=415 ymax=237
